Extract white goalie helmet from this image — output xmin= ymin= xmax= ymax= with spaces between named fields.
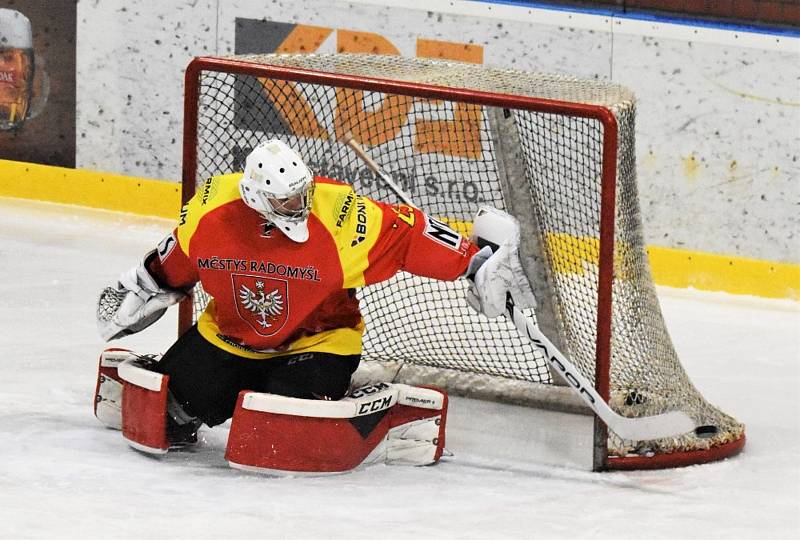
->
xmin=239 ymin=139 xmax=315 ymax=243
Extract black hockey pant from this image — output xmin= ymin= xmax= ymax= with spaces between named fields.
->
xmin=156 ymin=325 xmax=360 ymax=427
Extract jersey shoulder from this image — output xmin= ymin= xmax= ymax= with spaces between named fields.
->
xmin=311 ymin=176 xmax=359 ymax=232
xmin=177 ymin=173 xmax=243 ymax=248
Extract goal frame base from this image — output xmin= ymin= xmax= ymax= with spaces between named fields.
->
xmin=604 ymin=435 xmax=746 ymax=471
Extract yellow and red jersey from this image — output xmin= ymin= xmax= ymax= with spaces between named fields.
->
xmin=149 ymin=174 xmax=479 ymax=359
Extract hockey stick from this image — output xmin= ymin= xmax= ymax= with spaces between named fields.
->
xmin=343 ymin=134 xmax=697 ymax=441
xmin=504 ymin=294 xmax=695 ymax=440
xmin=340 ymin=132 xmax=416 ymax=208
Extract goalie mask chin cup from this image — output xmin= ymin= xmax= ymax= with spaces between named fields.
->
xmin=239 ymin=139 xmax=315 ymax=243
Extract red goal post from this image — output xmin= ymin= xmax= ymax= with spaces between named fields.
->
xmin=179 ymin=54 xmax=745 ymax=470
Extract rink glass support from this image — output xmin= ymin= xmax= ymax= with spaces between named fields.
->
xmin=178 ymin=53 xmax=745 ymax=471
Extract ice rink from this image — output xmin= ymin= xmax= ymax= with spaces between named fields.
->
xmin=0 ymin=197 xmax=798 ymax=539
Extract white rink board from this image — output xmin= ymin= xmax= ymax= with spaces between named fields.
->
xmin=0 ymin=198 xmax=798 ymax=539
xmin=74 ymin=0 xmax=799 ymax=263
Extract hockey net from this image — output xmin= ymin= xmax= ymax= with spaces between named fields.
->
xmin=181 ymin=53 xmax=744 ymax=470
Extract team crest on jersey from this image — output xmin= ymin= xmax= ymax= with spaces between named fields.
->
xmin=233 ymin=274 xmax=289 ymax=337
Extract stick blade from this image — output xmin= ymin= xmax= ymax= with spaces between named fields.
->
xmin=610 ymin=410 xmax=696 ymax=441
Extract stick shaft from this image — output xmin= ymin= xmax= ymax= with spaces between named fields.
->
xmin=342 ymin=135 xmax=416 ymax=207
xmin=506 ymin=295 xmax=695 ymax=440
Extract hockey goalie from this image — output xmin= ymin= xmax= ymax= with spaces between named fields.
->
xmin=94 ymin=139 xmax=528 ymax=474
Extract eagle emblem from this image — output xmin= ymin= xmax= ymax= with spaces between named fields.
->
xmin=239 ymin=281 xmax=284 ymax=328
xmin=232 ymin=274 xmax=289 ymax=336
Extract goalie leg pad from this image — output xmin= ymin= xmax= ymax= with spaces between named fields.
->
xmin=224 ymin=383 xmax=448 ymax=474
xmin=119 ymin=358 xmax=170 ymax=454
xmin=383 ymin=385 xmax=448 ymax=466
xmin=93 ymin=348 xmax=135 ymax=430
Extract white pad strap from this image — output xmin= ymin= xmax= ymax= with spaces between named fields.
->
xmin=241 ymin=382 xmax=399 ymax=418
xmin=118 ymin=358 xmax=166 ymax=391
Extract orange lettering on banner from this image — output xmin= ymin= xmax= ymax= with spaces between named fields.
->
xmin=258 ymin=77 xmax=330 ymax=139
xmin=334 ymin=31 xmax=412 ymax=147
xmin=277 ymin=24 xmax=333 ymax=53
xmin=257 ymin=25 xmax=334 ymax=139
xmin=252 ymin=27 xmax=485 ymax=157
xmin=416 ymin=38 xmax=484 ymax=64
xmin=415 ymin=39 xmax=484 ymax=159
xmin=336 ymin=29 xmax=399 ymax=55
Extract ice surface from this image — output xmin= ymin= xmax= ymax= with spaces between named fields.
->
xmin=0 ymin=197 xmax=798 ymax=539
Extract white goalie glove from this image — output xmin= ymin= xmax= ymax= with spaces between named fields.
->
xmin=465 ymin=206 xmax=537 ymax=318
xmin=97 ymin=255 xmax=186 ymax=341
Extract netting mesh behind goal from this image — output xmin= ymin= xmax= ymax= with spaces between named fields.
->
xmin=184 ymin=53 xmax=743 ymax=466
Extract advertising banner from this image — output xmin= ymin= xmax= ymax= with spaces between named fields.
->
xmin=227 ymin=18 xmax=489 ymax=204
xmin=0 ymin=1 xmax=76 ymax=166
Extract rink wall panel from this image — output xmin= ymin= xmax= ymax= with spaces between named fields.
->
xmin=3 ymin=0 xmax=798 ymax=297
xmin=1 ymin=158 xmax=796 ymax=300
xmin=0 ymin=160 xmax=179 ymax=218
xmin=70 ymin=0 xmax=798 ymax=265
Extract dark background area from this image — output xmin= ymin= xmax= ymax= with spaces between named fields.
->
xmin=0 ymin=0 xmax=76 ymax=166
xmin=494 ymin=1 xmax=800 ymax=29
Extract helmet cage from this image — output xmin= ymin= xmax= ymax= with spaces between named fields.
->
xmin=239 ymin=139 xmax=315 ymax=242
xmin=255 ymin=181 xmax=315 ymax=225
